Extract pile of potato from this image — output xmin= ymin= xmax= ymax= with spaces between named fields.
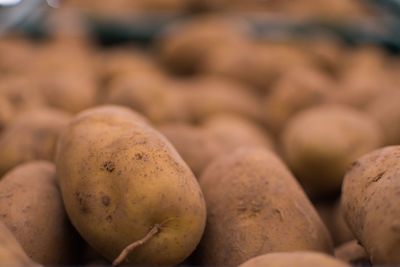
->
xmin=1 ymin=13 xmax=400 ymax=267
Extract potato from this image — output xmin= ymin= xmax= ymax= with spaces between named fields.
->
xmin=183 ymin=76 xmax=263 ymax=123
xmin=0 ymin=38 xmax=35 ymax=76
xmin=341 ymin=146 xmax=400 ymax=265
xmin=264 ymin=67 xmax=333 ymax=135
xmin=196 ymin=148 xmax=333 ymax=266
xmin=282 ymin=105 xmax=382 ymax=195
xmin=366 ymin=90 xmax=400 ymax=145
xmin=0 ymin=96 xmax=14 ymax=132
xmin=203 ymin=41 xmax=312 ymax=91
xmin=0 ymin=161 xmax=80 ymax=265
xmin=204 ymin=114 xmax=274 ymax=151
xmin=37 ymin=71 xmax=97 ymax=113
xmin=0 ymin=108 xmax=71 ymax=176
xmin=160 ymin=115 xmax=273 ymax=176
xmin=158 ymin=15 xmax=251 ymax=74
xmin=56 ymin=106 xmax=206 ymax=266
xmin=239 ymin=252 xmax=350 ymax=267
xmin=334 ymin=240 xmax=369 ymax=265
xmin=0 ymin=221 xmax=40 ymax=267
xmin=106 ymin=73 xmax=188 ymax=124
xmin=159 ymin=123 xmax=222 ymax=177
xmin=0 ymin=76 xmax=43 ymax=113
xmin=316 ymin=201 xmax=354 ymax=246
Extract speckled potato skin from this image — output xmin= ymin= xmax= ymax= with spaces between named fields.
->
xmin=0 ymin=221 xmax=40 ymax=267
xmin=55 ymin=106 xmax=206 ymax=266
xmin=196 ymin=148 xmax=333 ymax=266
xmin=0 ymin=109 xmax=71 ymax=177
xmin=0 ymin=161 xmax=79 ymax=265
xmin=282 ymin=105 xmax=382 ymax=195
xmin=239 ymin=252 xmax=350 ymax=267
xmin=341 ymin=146 xmax=400 ymax=265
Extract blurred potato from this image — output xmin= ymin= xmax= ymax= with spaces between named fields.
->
xmin=0 ymin=108 xmax=71 ymax=176
xmin=182 ymin=76 xmax=264 ymax=123
xmin=0 ymin=96 xmax=14 ymax=132
xmin=0 ymin=37 xmax=36 ymax=76
xmin=282 ymin=105 xmax=383 ymax=196
xmin=334 ymin=240 xmax=369 ymax=265
xmin=366 ymin=90 xmax=400 ymax=145
xmin=264 ymin=67 xmax=334 ymax=135
xmin=158 ymin=15 xmax=251 ymax=74
xmin=106 ymin=73 xmax=189 ymax=124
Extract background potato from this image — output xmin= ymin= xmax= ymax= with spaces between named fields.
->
xmin=341 ymin=146 xmax=400 ymax=265
xmin=196 ymin=148 xmax=333 ymax=266
xmin=282 ymin=105 xmax=382 ymax=196
xmin=0 ymin=108 xmax=71 ymax=176
xmin=334 ymin=240 xmax=369 ymax=265
xmin=0 ymin=96 xmax=14 ymax=133
xmin=56 ymin=106 xmax=206 ymax=266
xmin=0 ymin=221 xmax=39 ymax=267
xmin=0 ymin=161 xmax=80 ymax=265
xmin=264 ymin=67 xmax=333 ymax=135
xmin=239 ymin=252 xmax=350 ymax=267
xmin=366 ymin=90 xmax=400 ymax=145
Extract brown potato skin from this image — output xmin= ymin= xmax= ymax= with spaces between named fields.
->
xmin=239 ymin=252 xmax=350 ymax=267
xmin=282 ymin=105 xmax=382 ymax=195
xmin=0 ymin=161 xmax=79 ymax=265
xmin=196 ymin=148 xmax=333 ymax=266
xmin=0 ymin=221 xmax=40 ymax=267
xmin=0 ymin=108 xmax=71 ymax=177
xmin=56 ymin=105 xmax=206 ymax=266
xmin=341 ymin=146 xmax=400 ymax=265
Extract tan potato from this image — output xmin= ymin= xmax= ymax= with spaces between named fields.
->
xmin=0 ymin=221 xmax=40 ymax=267
xmin=158 ymin=15 xmax=251 ymax=74
xmin=196 ymin=148 xmax=333 ymax=266
xmin=106 ymin=73 xmax=188 ymax=124
xmin=282 ymin=105 xmax=382 ymax=195
xmin=334 ymin=240 xmax=369 ymax=265
xmin=204 ymin=114 xmax=275 ymax=151
xmin=0 ymin=108 xmax=71 ymax=176
xmin=264 ymin=67 xmax=333 ymax=135
xmin=239 ymin=252 xmax=350 ymax=267
xmin=0 ymin=96 xmax=14 ymax=132
xmin=316 ymin=202 xmax=354 ymax=246
xmin=183 ymin=76 xmax=263 ymax=123
xmin=159 ymin=123 xmax=222 ymax=177
xmin=0 ymin=37 xmax=35 ymax=76
xmin=160 ymin=115 xmax=274 ymax=176
xmin=0 ymin=161 xmax=80 ymax=265
xmin=56 ymin=106 xmax=206 ymax=266
xmin=0 ymin=76 xmax=43 ymax=113
xmin=203 ymin=41 xmax=312 ymax=91
xmin=366 ymin=90 xmax=400 ymax=145
xmin=341 ymin=146 xmax=400 ymax=265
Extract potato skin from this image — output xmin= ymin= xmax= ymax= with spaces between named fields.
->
xmin=0 ymin=161 xmax=79 ymax=265
xmin=0 ymin=221 xmax=39 ymax=267
xmin=282 ymin=105 xmax=382 ymax=195
xmin=196 ymin=148 xmax=333 ymax=266
xmin=239 ymin=252 xmax=350 ymax=267
xmin=56 ymin=106 xmax=206 ymax=266
xmin=341 ymin=146 xmax=400 ymax=265
xmin=0 ymin=109 xmax=71 ymax=176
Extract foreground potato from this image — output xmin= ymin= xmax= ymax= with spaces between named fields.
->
xmin=56 ymin=106 xmax=206 ymax=266
xmin=239 ymin=252 xmax=349 ymax=267
xmin=282 ymin=105 xmax=382 ymax=195
xmin=0 ymin=161 xmax=79 ymax=265
xmin=0 ymin=221 xmax=40 ymax=267
xmin=342 ymin=146 xmax=400 ymax=265
xmin=196 ymin=148 xmax=333 ymax=266
xmin=0 ymin=109 xmax=71 ymax=176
